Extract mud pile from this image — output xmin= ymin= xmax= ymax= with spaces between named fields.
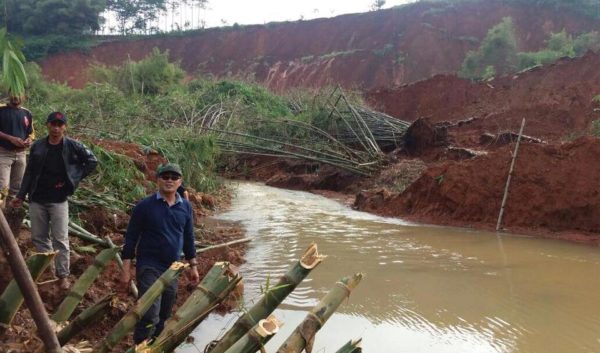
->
xmin=367 ymin=52 xmax=600 ymax=145
xmin=356 ymin=137 xmax=600 ymax=243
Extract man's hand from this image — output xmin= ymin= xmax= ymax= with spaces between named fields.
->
xmin=23 ymin=137 xmax=32 ymax=147
xmin=119 ymin=260 xmax=132 ymax=293
xmin=10 ymin=198 xmax=23 ymax=208
xmin=9 ymin=136 xmax=25 ymax=148
xmin=188 ymin=266 xmax=200 ymax=285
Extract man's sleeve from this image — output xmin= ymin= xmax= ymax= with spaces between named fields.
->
xmin=76 ymin=142 xmax=98 ymax=178
xmin=182 ymin=203 xmax=196 ymax=260
xmin=122 ymin=202 xmax=144 ymax=260
xmin=26 ymin=111 xmax=34 ymax=140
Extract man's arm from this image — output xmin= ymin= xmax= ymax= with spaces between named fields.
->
xmin=120 ymin=202 xmax=144 ymax=291
xmin=182 ymin=204 xmax=199 ymax=283
xmin=0 ymin=131 xmax=25 ymax=147
xmin=74 ymin=141 xmax=98 ymax=178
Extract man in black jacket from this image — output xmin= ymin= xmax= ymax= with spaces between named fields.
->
xmin=12 ymin=112 xmax=97 ymax=289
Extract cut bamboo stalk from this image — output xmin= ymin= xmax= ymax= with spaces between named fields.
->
xmin=209 ymin=243 xmax=325 ymax=353
xmin=68 ymin=225 xmax=109 ymax=247
xmin=57 ymin=294 xmax=114 ymax=345
xmin=95 ymin=262 xmax=187 ymax=353
xmin=0 ymin=252 xmax=56 ymax=325
xmin=496 ymin=118 xmax=526 ymax=231
xmin=223 ymin=315 xmax=282 ymax=353
xmin=195 ymin=238 xmax=252 ymax=252
xmin=149 ymin=262 xmax=243 ymax=352
xmin=335 ymin=338 xmax=362 ymax=353
xmin=276 ymin=273 xmax=363 ymax=353
xmin=52 ymin=247 xmax=119 ymax=323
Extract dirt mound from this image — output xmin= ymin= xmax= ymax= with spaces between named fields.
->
xmin=355 ymin=137 xmax=600 ymax=243
xmin=367 ymin=52 xmax=600 ymax=144
xmin=41 ymin=2 xmax=599 ymax=91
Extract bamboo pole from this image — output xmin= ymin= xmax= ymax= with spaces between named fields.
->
xmin=0 ymin=211 xmax=63 ymax=352
xmin=209 ymin=244 xmax=325 ymax=353
xmin=496 ymin=118 xmax=526 ymax=231
xmin=276 ymin=273 xmax=363 ymax=353
xmin=149 ymin=262 xmax=243 ymax=352
xmin=195 ymin=237 xmax=252 ymax=252
xmin=57 ymin=294 xmax=114 ymax=346
xmin=0 ymin=252 xmax=56 ymax=325
xmin=52 ymin=247 xmax=119 ymax=322
xmin=95 ymin=262 xmax=187 ymax=353
xmin=335 ymin=339 xmax=362 ymax=353
xmin=222 ymin=315 xmax=282 ymax=353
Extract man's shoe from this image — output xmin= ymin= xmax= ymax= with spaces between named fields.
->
xmin=58 ymin=277 xmax=70 ymax=290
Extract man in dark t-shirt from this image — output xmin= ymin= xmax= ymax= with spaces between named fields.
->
xmin=0 ymin=95 xmax=34 ymax=204
xmin=13 ymin=112 xmax=97 ymax=289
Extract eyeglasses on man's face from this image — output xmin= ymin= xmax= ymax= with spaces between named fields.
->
xmin=159 ymin=174 xmax=181 ymax=181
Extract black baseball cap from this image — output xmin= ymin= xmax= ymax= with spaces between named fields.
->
xmin=47 ymin=112 xmax=67 ymax=124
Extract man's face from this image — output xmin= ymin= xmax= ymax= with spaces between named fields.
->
xmin=47 ymin=121 xmax=66 ymax=139
xmin=157 ymin=172 xmax=182 ymax=194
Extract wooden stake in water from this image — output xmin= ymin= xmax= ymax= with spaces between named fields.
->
xmin=496 ymin=118 xmax=526 ymax=231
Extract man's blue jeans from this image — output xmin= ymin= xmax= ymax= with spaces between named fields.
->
xmin=133 ymin=266 xmax=178 ymax=344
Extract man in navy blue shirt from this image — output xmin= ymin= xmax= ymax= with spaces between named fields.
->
xmin=120 ymin=163 xmax=199 ymax=344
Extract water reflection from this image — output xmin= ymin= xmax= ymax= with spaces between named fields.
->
xmin=181 ymin=182 xmax=600 ymax=353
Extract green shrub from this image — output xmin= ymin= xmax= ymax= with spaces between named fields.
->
xmin=459 ymin=17 xmax=518 ymax=79
xmin=591 ymin=120 xmax=600 ymax=137
xmin=22 ymin=35 xmax=95 ymax=61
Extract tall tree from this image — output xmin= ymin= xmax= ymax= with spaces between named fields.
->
xmin=1 ymin=0 xmax=106 ymax=35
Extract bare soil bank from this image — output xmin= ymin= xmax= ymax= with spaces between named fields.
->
xmin=41 ymin=2 xmax=599 ymax=91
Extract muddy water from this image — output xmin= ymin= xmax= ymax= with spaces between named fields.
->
xmin=182 ymin=182 xmax=600 ymax=353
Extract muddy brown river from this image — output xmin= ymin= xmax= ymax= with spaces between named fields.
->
xmin=181 ymin=182 xmax=600 ymax=353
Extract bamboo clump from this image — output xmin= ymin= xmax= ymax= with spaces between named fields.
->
xmin=276 ymin=273 xmax=364 ymax=353
xmin=208 ymin=243 xmax=325 ymax=353
xmin=0 ymin=252 xmax=56 ymax=325
xmin=95 ymin=262 xmax=187 ymax=353
xmin=52 ymin=247 xmax=119 ymax=323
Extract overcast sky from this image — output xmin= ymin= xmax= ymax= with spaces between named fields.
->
xmin=201 ymin=0 xmax=416 ymax=27
xmin=102 ymin=0 xmax=417 ymax=33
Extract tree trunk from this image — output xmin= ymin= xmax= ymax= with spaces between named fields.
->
xmin=0 ymin=210 xmax=63 ymax=352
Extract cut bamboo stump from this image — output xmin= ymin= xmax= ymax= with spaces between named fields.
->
xmin=148 ymin=262 xmax=243 ymax=352
xmin=335 ymin=338 xmax=362 ymax=353
xmin=52 ymin=247 xmax=119 ymax=323
xmin=276 ymin=273 xmax=363 ymax=353
xmin=95 ymin=262 xmax=187 ymax=353
xmin=0 ymin=252 xmax=56 ymax=325
xmin=208 ymin=243 xmax=325 ymax=353
xmin=223 ymin=315 xmax=282 ymax=353
xmin=57 ymin=294 xmax=114 ymax=345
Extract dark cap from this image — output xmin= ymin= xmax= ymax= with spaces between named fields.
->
xmin=156 ymin=163 xmax=183 ymax=177
xmin=47 ymin=112 xmax=67 ymax=124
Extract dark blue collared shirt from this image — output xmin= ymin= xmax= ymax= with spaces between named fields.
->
xmin=122 ymin=192 xmax=196 ymax=271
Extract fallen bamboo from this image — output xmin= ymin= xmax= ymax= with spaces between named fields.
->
xmin=52 ymin=247 xmax=119 ymax=322
xmin=149 ymin=262 xmax=243 ymax=352
xmin=276 ymin=273 xmax=363 ymax=353
xmin=222 ymin=315 xmax=282 ymax=353
xmin=496 ymin=118 xmax=526 ymax=231
xmin=0 ymin=252 xmax=56 ymax=325
xmin=209 ymin=243 xmax=325 ymax=353
xmin=335 ymin=339 xmax=362 ymax=353
xmin=57 ymin=294 xmax=114 ymax=345
xmin=195 ymin=237 xmax=252 ymax=252
xmin=68 ymin=225 xmax=109 ymax=247
xmin=95 ymin=262 xmax=187 ymax=353
xmin=0 ymin=210 xmax=63 ymax=352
